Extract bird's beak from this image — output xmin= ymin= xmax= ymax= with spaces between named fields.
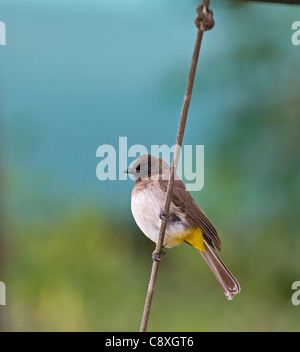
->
xmin=123 ymin=168 xmax=135 ymax=174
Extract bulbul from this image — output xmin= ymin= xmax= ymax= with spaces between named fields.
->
xmin=125 ymin=154 xmax=241 ymax=300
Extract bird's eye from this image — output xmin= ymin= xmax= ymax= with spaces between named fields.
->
xmin=136 ymin=164 xmax=141 ymax=173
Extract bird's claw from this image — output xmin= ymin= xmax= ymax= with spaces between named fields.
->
xmin=159 ymin=211 xmax=171 ymax=222
xmin=152 ymin=250 xmax=166 ymax=262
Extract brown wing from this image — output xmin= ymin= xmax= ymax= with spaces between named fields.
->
xmin=159 ymin=179 xmax=222 ymax=252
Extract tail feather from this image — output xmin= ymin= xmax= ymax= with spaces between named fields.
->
xmin=199 ymin=240 xmax=241 ymax=300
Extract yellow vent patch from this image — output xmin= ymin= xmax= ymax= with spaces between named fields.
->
xmin=184 ymin=227 xmax=206 ymax=252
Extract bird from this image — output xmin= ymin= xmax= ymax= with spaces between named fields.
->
xmin=124 ymin=154 xmax=241 ymax=300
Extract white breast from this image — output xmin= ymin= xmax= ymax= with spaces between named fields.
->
xmin=131 ymin=182 xmax=187 ymax=248
xmin=131 ymin=184 xmax=163 ymax=244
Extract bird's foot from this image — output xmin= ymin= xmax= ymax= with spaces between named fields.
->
xmin=152 ymin=250 xmax=166 ymax=262
xmin=159 ymin=211 xmax=172 ymax=223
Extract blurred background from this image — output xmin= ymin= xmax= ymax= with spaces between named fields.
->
xmin=0 ymin=0 xmax=300 ymax=331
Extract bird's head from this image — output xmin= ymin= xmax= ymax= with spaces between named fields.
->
xmin=124 ymin=154 xmax=170 ymax=181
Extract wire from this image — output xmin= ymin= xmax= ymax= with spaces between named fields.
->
xmin=140 ymin=0 xmax=215 ymax=333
